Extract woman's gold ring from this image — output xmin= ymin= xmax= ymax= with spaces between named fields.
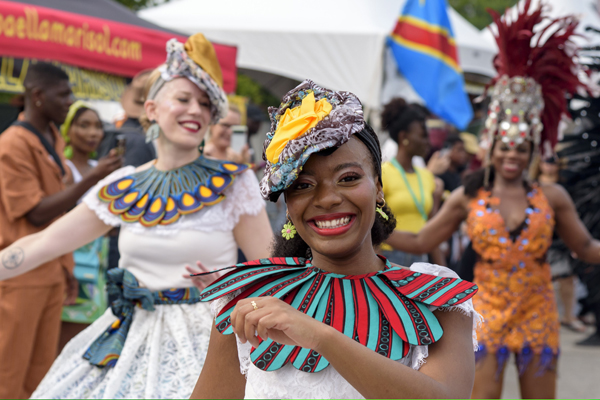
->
xmin=250 ymin=300 xmax=258 ymax=311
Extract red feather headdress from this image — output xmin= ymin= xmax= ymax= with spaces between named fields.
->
xmin=483 ymin=0 xmax=585 ymax=154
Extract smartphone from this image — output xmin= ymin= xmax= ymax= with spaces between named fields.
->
xmin=114 ymin=134 xmax=126 ymax=157
xmin=230 ymin=125 xmax=248 ymax=153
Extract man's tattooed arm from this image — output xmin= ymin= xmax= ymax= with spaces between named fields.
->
xmin=2 ymin=247 xmax=24 ymax=270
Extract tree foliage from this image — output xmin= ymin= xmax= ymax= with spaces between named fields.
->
xmin=236 ymin=74 xmax=281 ymax=110
xmin=114 ymin=0 xmax=170 ymax=12
xmin=448 ymin=0 xmax=520 ymax=30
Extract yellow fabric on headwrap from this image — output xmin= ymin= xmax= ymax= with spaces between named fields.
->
xmin=61 ymin=100 xmax=92 ymax=140
xmin=265 ymin=92 xmax=332 ymax=163
xmin=184 ymin=33 xmax=224 ymax=88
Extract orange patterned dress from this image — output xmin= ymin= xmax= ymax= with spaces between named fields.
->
xmin=466 ymin=185 xmax=559 ymax=374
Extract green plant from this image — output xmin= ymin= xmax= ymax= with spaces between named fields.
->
xmin=449 ymin=0 xmax=519 ymax=30
xmin=236 ymin=73 xmax=281 ymax=109
xmin=114 ymin=0 xmax=170 ymax=11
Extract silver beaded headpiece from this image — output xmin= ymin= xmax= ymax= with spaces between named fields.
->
xmin=483 ymin=75 xmax=544 ymax=150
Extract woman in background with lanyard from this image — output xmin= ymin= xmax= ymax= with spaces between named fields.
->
xmin=380 ymin=97 xmax=444 ymax=266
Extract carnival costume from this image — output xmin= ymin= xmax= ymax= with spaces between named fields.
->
xmin=470 ymin=0 xmax=585 ymax=375
xmin=31 ymin=34 xmax=265 ymax=399
xmin=198 ymin=80 xmax=482 ymax=399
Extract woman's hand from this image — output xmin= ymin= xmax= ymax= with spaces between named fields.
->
xmin=230 ymin=296 xmax=330 ymax=350
xmin=427 ymin=151 xmax=450 ymax=175
xmin=183 ymin=261 xmax=216 ymax=290
xmin=63 ymin=268 xmax=79 ymax=305
xmin=90 ymin=149 xmax=123 ymax=180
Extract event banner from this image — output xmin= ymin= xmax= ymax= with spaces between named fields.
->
xmin=0 ymin=0 xmax=237 ymax=92
xmin=0 ymin=57 xmax=127 ymax=102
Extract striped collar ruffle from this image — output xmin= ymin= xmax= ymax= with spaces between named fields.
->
xmin=199 ymin=256 xmax=478 ymax=373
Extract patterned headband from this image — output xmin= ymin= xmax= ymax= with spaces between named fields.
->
xmin=148 ymin=35 xmax=228 ymax=124
xmin=260 ymin=79 xmax=365 ymax=201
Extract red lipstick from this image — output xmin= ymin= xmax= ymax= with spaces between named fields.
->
xmin=307 ymin=213 xmax=356 ymax=237
xmin=179 ymin=120 xmax=201 ymax=133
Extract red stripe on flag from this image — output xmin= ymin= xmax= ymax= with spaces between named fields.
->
xmin=392 ymin=20 xmax=458 ymax=65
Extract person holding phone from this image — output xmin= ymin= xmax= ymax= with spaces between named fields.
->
xmin=0 ymin=34 xmax=272 ymax=398
xmin=59 ymin=101 xmax=123 ymax=349
xmin=204 ymin=104 xmax=251 ymax=164
xmin=437 ymin=134 xmax=469 ymax=194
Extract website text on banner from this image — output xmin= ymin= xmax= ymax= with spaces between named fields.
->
xmin=0 ymin=0 xmax=237 ymax=92
xmin=388 ymin=0 xmax=473 ymax=129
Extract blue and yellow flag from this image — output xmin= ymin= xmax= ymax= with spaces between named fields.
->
xmin=388 ymin=0 xmax=472 ymax=129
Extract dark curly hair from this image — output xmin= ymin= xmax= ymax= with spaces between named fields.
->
xmin=270 ymin=124 xmax=397 ymax=258
xmin=381 ymin=97 xmax=429 ymax=143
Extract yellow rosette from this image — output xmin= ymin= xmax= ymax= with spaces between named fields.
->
xmin=265 ymin=92 xmax=332 ymax=163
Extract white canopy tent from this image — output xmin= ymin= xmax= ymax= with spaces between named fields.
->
xmin=139 ymin=0 xmax=496 ymax=112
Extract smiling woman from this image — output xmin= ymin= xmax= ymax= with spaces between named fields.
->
xmin=0 ymin=33 xmax=273 ymax=399
xmin=384 ymin=2 xmax=600 ymax=398
xmin=272 ymin=133 xmax=397 ymax=266
xmin=191 ymin=80 xmax=481 ymax=399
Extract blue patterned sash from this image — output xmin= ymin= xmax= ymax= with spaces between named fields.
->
xmin=83 ymin=268 xmax=201 ymax=368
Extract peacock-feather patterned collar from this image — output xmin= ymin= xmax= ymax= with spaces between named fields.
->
xmin=198 ymin=256 xmax=478 ymax=373
xmin=98 ymin=156 xmax=248 ymax=227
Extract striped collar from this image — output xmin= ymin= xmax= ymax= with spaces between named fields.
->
xmin=199 ymin=256 xmax=478 ymax=373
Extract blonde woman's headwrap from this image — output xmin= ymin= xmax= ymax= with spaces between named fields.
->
xmin=147 ymin=33 xmax=228 ymax=124
xmin=260 ymin=79 xmax=364 ymax=201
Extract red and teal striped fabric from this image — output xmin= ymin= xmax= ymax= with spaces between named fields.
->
xmin=198 ymin=256 xmax=478 ymax=373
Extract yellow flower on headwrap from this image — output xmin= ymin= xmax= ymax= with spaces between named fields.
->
xmin=266 ymin=92 xmax=332 ymax=163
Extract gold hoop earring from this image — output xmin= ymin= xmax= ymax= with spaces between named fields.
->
xmin=376 ymin=199 xmax=389 ymax=220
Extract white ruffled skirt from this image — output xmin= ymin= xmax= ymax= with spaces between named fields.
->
xmin=32 ymin=302 xmax=213 ymax=399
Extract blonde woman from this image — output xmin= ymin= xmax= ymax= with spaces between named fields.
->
xmin=0 ymin=34 xmax=272 ymax=398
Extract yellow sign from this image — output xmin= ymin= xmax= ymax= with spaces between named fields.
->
xmin=227 ymin=94 xmax=248 ymax=125
xmin=0 ymin=57 xmax=127 ymax=102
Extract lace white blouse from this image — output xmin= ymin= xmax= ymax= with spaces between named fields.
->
xmin=212 ymin=263 xmax=482 ymax=399
xmin=82 ymin=167 xmax=265 ymax=291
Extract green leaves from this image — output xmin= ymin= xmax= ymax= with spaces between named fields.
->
xmin=449 ymin=0 xmax=519 ymax=30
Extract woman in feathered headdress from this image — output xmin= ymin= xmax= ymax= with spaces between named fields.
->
xmin=0 ymin=34 xmax=273 ymax=398
xmin=384 ymin=1 xmax=600 ymax=397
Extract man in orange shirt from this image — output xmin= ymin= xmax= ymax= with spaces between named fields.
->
xmin=0 ymin=63 xmax=121 ymax=398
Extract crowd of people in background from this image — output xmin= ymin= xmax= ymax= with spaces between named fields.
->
xmin=0 ymin=5 xmax=599 ymax=397
xmin=1 ymin=62 xmax=599 ymax=399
